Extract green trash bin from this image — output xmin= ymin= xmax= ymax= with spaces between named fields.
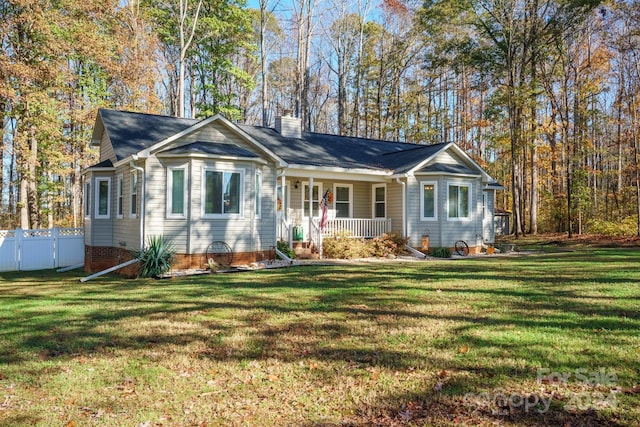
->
xmin=293 ymin=225 xmax=304 ymax=241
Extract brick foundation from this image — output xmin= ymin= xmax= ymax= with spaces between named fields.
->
xmin=84 ymin=245 xmax=274 ymax=277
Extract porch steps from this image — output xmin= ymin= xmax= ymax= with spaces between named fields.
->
xmin=292 ymin=241 xmax=319 ymax=259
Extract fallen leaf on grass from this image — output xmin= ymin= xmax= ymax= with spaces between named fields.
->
xmin=459 ymin=345 xmax=469 ymax=354
xmin=63 ymin=421 xmax=75 ymax=427
xmin=266 ymin=374 xmax=279 ymax=382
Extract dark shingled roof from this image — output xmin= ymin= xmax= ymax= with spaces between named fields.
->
xmin=162 ymin=141 xmax=260 ymax=158
xmin=86 ymin=159 xmax=114 ymax=169
xmin=96 ymin=109 xmax=461 ymax=174
xmin=236 ymin=124 xmax=448 ymax=172
xmin=99 ymin=109 xmax=198 ymax=161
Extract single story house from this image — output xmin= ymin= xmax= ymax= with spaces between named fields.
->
xmin=83 ymin=109 xmax=502 ymax=274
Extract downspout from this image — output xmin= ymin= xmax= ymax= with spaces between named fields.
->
xmin=130 ymin=156 xmax=145 ymax=252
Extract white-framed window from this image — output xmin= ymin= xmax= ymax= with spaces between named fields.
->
xmin=448 ymin=183 xmax=471 ymax=220
xmin=420 ymin=181 xmax=438 ymax=221
xmin=84 ymin=181 xmax=91 ymax=217
xmin=372 ymin=184 xmax=386 ymax=218
xmin=482 ymin=192 xmax=487 ymax=220
xmin=130 ymin=171 xmax=138 ymax=218
xmin=202 ymin=168 xmax=244 ymax=217
xmin=116 ymin=174 xmax=124 ymax=219
xmin=94 ymin=177 xmax=111 ymax=219
xmin=255 ymin=170 xmax=262 ymax=218
xmin=302 ymin=182 xmax=322 ymax=217
xmin=333 ymin=184 xmax=352 ymax=218
xmin=167 ymin=166 xmax=187 ymax=218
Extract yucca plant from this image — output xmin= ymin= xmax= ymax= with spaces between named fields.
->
xmin=132 ymin=235 xmax=176 ymax=278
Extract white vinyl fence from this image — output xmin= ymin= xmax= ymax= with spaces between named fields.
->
xmin=0 ymin=228 xmax=84 ymax=272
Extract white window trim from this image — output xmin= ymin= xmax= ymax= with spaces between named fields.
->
xmin=84 ymin=181 xmax=91 ymax=218
xmin=482 ymin=192 xmax=487 ymax=220
xmin=372 ymin=183 xmax=387 ymax=218
xmin=302 ymin=181 xmax=323 ymax=218
xmin=202 ymin=167 xmax=245 ymax=218
xmin=116 ymin=174 xmax=124 ymax=219
xmin=447 ymin=182 xmax=472 ymax=221
xmin=420 ymin=180 xmax=438 ymax=221
xmin=255 ymin=170 xmax=262 ymax=219
xmin=167 ymin=165 xmax=188 ymax=219
xmin=333 ymin=183 xmax=353 ymax=218
xmin=94 ymin=177 xmax=111 ymax=219
xmin=130 ymin=171 xmax=138 ymax=218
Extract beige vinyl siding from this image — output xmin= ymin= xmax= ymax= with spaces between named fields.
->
xmin=482 ymin=189 xmax=496 ymax=243
xmin=432 ymin=150 xmax=460 ymax=165
xmin=189 ymin=158 xmax=276 ymax=254
xmin=112 ymin=164 xmax=142 ymax=251
xmin=83 ymin=173 xmax=92 ymax=245
xmin=287 ymin=179 xmax=385 ymax=220
xmin=253 ymin=165 xmax=277 ymax=251
xmin=386 ymin=180 xmax=403 ymax=236
xmin=437 ymin=176 xmax=483 ymax=248
xmin=143 ymin=156 xmax=190 ymax=253
xmin=99 ymin=132 xmax=116 ymax=164
xmin=405 ymin=175 xmax=424 ymax=247
xmin=350 ymin=182 xmax=370 ymax=218
xmin=90 ymin=172 xmax=114 ymax=247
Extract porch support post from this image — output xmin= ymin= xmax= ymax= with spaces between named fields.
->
xmin=396 ymin=177 xmax=407 ymax=238
xmin=308 ymin=176 xmax=314 ymax=241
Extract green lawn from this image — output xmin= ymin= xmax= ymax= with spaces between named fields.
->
xmin=1 ymin=249 xmax=639 ymax=426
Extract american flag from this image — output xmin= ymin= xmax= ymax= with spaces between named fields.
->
xmin=319 ymin=190 xmax=329 ymax=231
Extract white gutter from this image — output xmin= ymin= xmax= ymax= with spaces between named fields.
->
xmin=396 ymin=177 xmax=407 ymax=239
xmin=130 ymin=156 xmax=146 ymax=252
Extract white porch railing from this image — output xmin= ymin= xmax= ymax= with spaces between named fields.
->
xmin=322 ymin=218 xmax=392 ymax=238
xmin=310 ymin=218 xmax=323 ymax=258
xmin=278 ymin=216 xmax=293 ymax=247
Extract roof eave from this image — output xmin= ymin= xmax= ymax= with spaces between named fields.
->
xmin=80 ymin=166 xmax=115 ymax=176
xmin=157 ymin=152 xmax=269 ymax=164
xmin=286 ymin=164 xmax=392 ymax=176
xmin=414 ymin=171 xmax=482 ymax=178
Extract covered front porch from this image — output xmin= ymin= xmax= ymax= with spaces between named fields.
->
xmin=275 ymin=173 xmax=403 ymax=258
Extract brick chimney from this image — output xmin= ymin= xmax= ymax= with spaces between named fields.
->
xmin=275 ymin=109 xmax=302 ymax=139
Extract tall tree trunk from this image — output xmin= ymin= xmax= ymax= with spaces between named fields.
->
xmin=27 ymin=126 xmax=39 ymax=229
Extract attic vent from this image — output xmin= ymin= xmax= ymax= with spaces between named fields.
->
xmin=275 ymin=112 xmax=302 ymax=139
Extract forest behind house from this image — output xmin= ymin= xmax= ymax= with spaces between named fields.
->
xmin=1 ymin=0 xmax=639 ymax=237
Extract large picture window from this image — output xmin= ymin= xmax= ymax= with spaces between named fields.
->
xmin=420 ymin=181 xmax=437 ymax=221
xmin=168 ymin=167 xmax=187 ymax=218
xmin=448 ymin=183 xmax=470 ymax=219
xmin=203 ymin=169 xmax=243 ymax=216
xmin=94 ymin=177 xmax=111 ymax=219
